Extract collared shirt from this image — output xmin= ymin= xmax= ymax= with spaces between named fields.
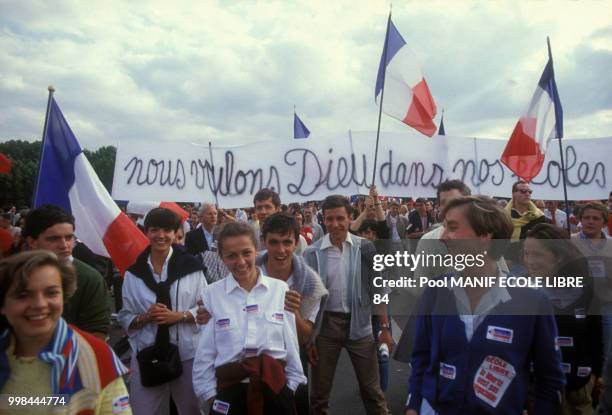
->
xmin=192 ymin=271 xmax=307 ymax=401
xmin=320 ymin=233 xmax=353 ymax=313
xmin=544 ymin=209 xmax=567 ymax=229
xmin=452 ymin=269 xmax=512 ymax=341
xmin=118 ymin=247 xmax=208 ymax=361
xmin=575 ymin=230 xmax=609 ymax=253
xmin=203 ymin=227 xmax=216 ymax=251
xmin=420 ymin=214 xmax=429 ymax=233
xmin=389 ymin=215 xmax=400 ymax=241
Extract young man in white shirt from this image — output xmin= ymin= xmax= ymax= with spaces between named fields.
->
xmin=258 ymin=212 xmax=328 ymax=415
xmin=304 ymin=195 xmax=393 ymax=415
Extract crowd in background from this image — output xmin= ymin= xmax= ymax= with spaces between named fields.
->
xmin=1 ymin=183 xmax=612 ymax=415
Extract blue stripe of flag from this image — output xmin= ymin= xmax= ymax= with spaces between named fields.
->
xmin=537 ymin=57 xmax=563 ymax=139
xmin=33 ymin=97 xmax=83 ymax=212
xmin=294 ymin=112 xmax=310 ymax=139
xmin=375 ymin=18 xmax=407 ymax=100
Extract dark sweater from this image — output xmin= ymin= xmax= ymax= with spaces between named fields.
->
xmin=63 ymin=258 xmax=111 ymax=335
xmin=548 ymin=274 xmax=602 ymax=391
xmin=406 ymin=277 xmax=565 ymax=414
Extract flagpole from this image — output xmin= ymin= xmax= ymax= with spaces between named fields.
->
xmin=208 ymin=141 xmax=220 ymax=207
xmin=547 ymin=37 xmax=571 ymax=235
xmin=372 ymin=11 xmax=392 ymax=187
xmin=32 ymin=85 xmax=55 ymax=206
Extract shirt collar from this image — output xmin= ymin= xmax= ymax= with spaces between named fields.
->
xmin=451 ymin=268 xmax=512 ymax=315
xmin=225 ymin=267 xmax=269 ymax=294
xmin=320 ymin=232 xmax=354 ymax=250
xmin=147 ymin=246 xmax=173 ymax=272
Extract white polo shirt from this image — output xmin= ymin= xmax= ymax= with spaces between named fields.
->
xmin=192 ymin=271 xmax=306 ymax=401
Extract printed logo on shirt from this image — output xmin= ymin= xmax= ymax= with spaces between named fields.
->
xmin=556 ymin=336 xmax=574 ymax=348
xmin=212 ymin=399 xmax=231 ymax=414
xmin=439 ymin=362 xmax=456 ymax=380
xmin=574 ymin=308 xmax=586 ymax=319
xmin=577 ymin=366 xmax=592 ymax=377
xmin=273 ymin=312 xmax=284 ymax=322
xmin=246 ymin=304 xmax=258 ymax=313
xmin=112 ymin=395 xmax=130 ymax=413
xmin=473 ymin=355 xmax=516 ymax=408
xmin=486 ymin=326 xmax=513 ymax=344
xmin=561 ymin=363 xmax=572 ymax=374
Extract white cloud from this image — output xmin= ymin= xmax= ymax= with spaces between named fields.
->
xmin=0 ymin=0 xmax=610 ymax=149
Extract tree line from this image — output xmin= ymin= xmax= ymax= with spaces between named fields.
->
xmin=0 ymin=140 xmax=117 ymax=208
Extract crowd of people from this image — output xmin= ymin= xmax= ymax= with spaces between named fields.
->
xmin=1 ymin=181 xmax=611 ymax=415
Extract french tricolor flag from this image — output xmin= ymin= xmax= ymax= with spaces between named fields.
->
xmin=33 ymin=96 xmax=149 ymax=274
xmin=501 ymin=41 xmax=563 ymax=182
xmin=375 ymin=16 xmax=437 ymax=137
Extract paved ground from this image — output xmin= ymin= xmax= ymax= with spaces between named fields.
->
xmin=109 ymin=289 xmax=416 ymax=415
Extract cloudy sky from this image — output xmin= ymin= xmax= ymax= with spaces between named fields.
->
xmin=1 ymin=0 xmax=611 ymax=150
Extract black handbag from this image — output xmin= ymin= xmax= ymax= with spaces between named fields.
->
xmin=136 ymin=341 xmax=183 ymax=387
xmin=136 ymin=277 xmax=183 ymax=387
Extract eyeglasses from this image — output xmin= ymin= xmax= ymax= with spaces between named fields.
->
xmin=517 ymin=189 xmax=533 ymax=194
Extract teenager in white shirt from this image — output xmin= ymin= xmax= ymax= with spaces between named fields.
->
xmin=118 ymin=208 xmax=208 ymax=415
xmin=193 ymin=221 xmax=306 ymax=414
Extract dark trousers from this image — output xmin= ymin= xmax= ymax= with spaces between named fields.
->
xmin=311 ymin=312 xmax=387 ymax=415
xmin=210 ymin=382 xmax=295 ymax=415
xmin=295 ymin=347 xmax=310 ymax=415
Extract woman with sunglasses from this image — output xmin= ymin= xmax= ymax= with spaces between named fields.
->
xmin=404 ymin=196 xmax=564 ymax=415
xmin=0 ymin=250 xmax=130 ymax=414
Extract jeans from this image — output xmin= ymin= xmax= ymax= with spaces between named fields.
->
xmin=372 ymin=315 xmax=391 ymax=393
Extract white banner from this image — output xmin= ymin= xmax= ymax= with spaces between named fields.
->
xmin=112 ymin=132 xmax=611 ymax=208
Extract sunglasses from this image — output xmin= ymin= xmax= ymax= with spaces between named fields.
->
xmin=517 ymin=189 xmax=533 ymax=194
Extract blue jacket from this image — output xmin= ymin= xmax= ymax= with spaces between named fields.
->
xmin=406 ymin=281 xmax=564 ymax=414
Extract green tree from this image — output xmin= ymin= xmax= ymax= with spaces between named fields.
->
xmin=0 ymin=140 xmax=41 ymax=208
xmin=83 ymin=146 xmax=117 ymax=192
xmin=0 ymin=140 xmax=117 ymax=208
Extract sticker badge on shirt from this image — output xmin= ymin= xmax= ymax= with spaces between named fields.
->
xmin=439 ymin=362 xmax=457 ymax=380
xmin=556 ymin=336 xmax=574 ymax=348
xmin=486 ymin=326 xmax=514 ymax=344
xmin=112 ymin=395 xmax=130 ymax=413
xmin=216 ymin=318 xmax=231 ymax=328
xmin=575 ymin=308 xmax=587 ymax=319
xmin=212 ymin=399 xmax=231 ymax=414
xmin=588 ymin=259 xmax=606 ymax=278
xmin=577 ymin=366 xmax=592 ymax=377
xmin=561 ymin=363 xmax=572 ymax=374
xmin=244 ymin=347 xmax=258 ymax=357
xmin=473 ymin=355 xmax=516 ymax=408
xmin=246 ymin=304 xmax=258 ymax=314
